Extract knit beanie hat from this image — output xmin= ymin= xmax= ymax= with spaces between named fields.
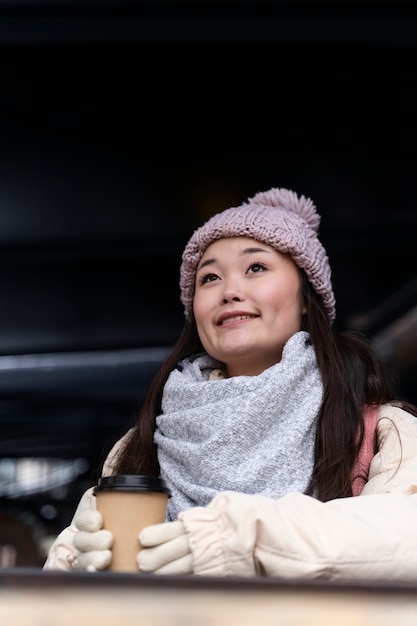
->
xmin=180 ymin=187 xmax=336 ymax=322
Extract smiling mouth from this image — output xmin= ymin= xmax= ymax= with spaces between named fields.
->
xmin=218 ymin=314 xmax=257 ymax=326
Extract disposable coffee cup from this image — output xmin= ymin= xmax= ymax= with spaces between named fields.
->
xmin=94 ymin=475 xmax=170 ymax=573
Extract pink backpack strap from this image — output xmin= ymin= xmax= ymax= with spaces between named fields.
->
xmin=351 ymin=404 xmax=379 ymax=496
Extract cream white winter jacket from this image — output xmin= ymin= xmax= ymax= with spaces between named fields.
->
xmin=44 ymin=404 xmax=417 ymax=581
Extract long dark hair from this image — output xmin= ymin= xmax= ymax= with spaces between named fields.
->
xmin=112 ymin=319 xmax=203 ymax=476
xmin=301 ymin=275 xmax=394 ymax=499
xmin=112 ymin=271 xmax=413 ymax=501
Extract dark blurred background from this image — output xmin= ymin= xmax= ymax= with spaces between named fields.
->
xmin=0 ymin=0 xmax=416 ymax=566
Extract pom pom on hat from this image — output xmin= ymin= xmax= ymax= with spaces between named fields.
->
xmin=247 ymin=188 xmax=321 ymax=233
xmin=180 ymin=187 xmax=335 ymax=322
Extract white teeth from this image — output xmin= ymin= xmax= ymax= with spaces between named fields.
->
xmin=221 ymin=315 xmax=253 ymax=325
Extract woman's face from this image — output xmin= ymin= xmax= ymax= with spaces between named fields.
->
xmin=193 ymin=236 xmax=305 ymax=377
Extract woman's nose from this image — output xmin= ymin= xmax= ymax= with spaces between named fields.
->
xmin=222 ymin=295 xmax=242 ymax=304
xmin=221 ymin=279 xmax=244 ymax=304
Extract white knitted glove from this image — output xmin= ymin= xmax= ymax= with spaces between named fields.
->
xmin=137 ymin=520 xmax=193 ymax=575
xmin=73 ymin=509 xmax=113 ymax=572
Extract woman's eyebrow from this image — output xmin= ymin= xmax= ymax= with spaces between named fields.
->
xmin=197 ymin=247 xmax=271 ymax=271
xmin=197 ymin=257 xmax=216 ymax=272
xmin=241 ymin=247 xmax=271 ymax=255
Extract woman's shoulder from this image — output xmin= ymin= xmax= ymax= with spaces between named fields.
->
xmin=363 ymin=402 xmax=417 ymax=494
xmin=377 ymin=402 xmax=417 ymax=423
xmin=376 ymin=402 xmax=417 ymax=443
xmin=101 ymin=428 xmax=135 ymax=475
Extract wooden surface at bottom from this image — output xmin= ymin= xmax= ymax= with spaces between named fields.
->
xmin=1 ymin=569 xmax=417 ymax=626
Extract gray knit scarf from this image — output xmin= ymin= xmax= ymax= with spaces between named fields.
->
xmin=154 ymin=331 xmax=323 ymax=521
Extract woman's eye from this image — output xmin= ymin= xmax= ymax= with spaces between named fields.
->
xmin=199 ymin=273 xmax=219 ymax=285
xmin=248 ymin=262 xmax=266 ymax=274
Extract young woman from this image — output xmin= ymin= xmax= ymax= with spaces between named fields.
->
xmin=44 ymin=187 xmax=417 ymax=580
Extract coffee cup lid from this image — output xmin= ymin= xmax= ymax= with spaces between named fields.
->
xmin=94 ymin=475 xmax=171 ymax=495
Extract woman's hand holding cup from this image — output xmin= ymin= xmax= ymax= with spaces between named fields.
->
xmin=73 ymin=509 xmax=113 ymax=572
xmin=138 ymin=520 xmax=193 ymax=575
